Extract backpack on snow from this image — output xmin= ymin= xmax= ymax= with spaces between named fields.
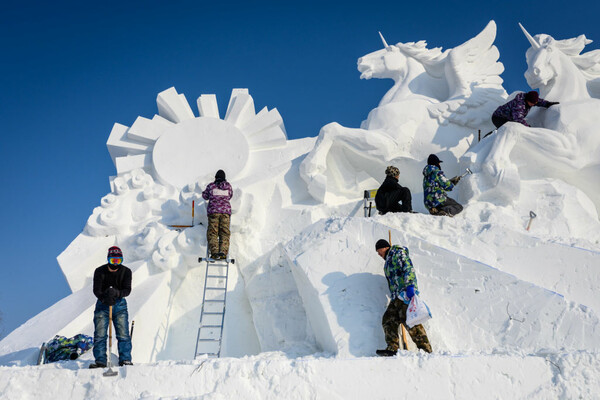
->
xmin=43 ymin=334 xmax=93 ymax=363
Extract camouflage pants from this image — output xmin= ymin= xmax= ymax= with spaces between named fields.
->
xmin=382 ymin=298 xmax=432 ymax=353
xmin=207 ymin=213 xmax=231 ymax=257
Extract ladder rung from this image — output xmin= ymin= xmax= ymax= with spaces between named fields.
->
xmin=200 ymin=325 xmax=223 ymax=328
xmin=197 ymin=338 xmax=221 ymax=342
xmin=207 ymin=275 xmax=228 ymax=278
xmin=204 ymin=299 xmax=225 ymax=303
xmin=206 ymin=287 xmax=226 ymax=290
xmin=203 ymin=311 xmax=224 ymax=315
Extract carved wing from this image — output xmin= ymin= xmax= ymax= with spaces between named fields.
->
xmin=446 ymin=20 xmax=505 ymax=99
xmin=428 ymin=21 xmax=507 ymax=129
xmin=428 ymin=87 xmax=507 ymax=128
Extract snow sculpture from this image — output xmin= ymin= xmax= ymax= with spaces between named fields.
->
xmin=461 ymin=25 xmax=600 ymax=217
xmin=300 ymin=21 xmax=506 ymax=204
xmin=520 ymin=23 xmax=600 ymax=101
xmin=49 ymin=88 xmax=296 ymax=361
xmin=108 ymin=87 xmax=287 ymax=188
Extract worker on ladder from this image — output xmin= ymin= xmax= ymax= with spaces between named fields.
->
xmin=202 ymin=170 xmax=233 ymax=260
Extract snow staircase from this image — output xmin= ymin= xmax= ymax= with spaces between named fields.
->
xmin=194 ymin=252 xmax=234 ymax=358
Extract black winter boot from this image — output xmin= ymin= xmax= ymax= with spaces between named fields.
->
xmin=376 ymin=349 xmax=398 ymax=357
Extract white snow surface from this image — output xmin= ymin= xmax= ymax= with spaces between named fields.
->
xmin=2 ymin=21 xmax=600 ymax=399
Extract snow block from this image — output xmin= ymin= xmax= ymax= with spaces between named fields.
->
xmin=106 ymin=123 xmax=151 ymax=165
xmin=157 ymin=87 xmax=195 ymax=123
xmin=197 ymin=94 xmax=220 ymax=119
xmin=127 ymin=115 xmax=173 ymax=144
xmin=224 ymin=92 xmax=256 ymax=128
xmin=225 ymin=88 xmax=249 ymax=119
xmin=242 ymin=107 xmax=286 ymax=137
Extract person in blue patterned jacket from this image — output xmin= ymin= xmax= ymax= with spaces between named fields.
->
xmin=492 ymin=91 xmax=559 ymax=129
xmin=422 ymin=154 xmax=463 ymax=217
xmin=375 ymin=239 xmax=432 ymax=356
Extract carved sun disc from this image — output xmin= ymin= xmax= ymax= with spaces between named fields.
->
xmin=152 ymin=117 xmax=249 ymax=188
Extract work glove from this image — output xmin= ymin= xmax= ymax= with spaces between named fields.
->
xmin=450 ymin=176 xmax=461 ymax=185
xmin=102 ymin=287 xmax=120 ymax=306
xmin=547 ymin=101 xmax=560 ymax=107
xmin=405 ymin=285 xmax=415 ymax=299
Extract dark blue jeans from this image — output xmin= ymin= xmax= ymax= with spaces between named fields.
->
xmin=93 ymin=298 xmax=132 ymax=364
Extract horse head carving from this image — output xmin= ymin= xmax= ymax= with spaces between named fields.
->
xmin=357 ymin=34 xmax=448 ymax=103
xmin=520 ymin=23 xmax=600 ymax=101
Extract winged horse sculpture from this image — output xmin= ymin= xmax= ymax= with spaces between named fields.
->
xmin=300 ymin=21 xmax=506 ymax=204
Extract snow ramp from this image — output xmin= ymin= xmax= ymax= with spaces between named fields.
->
xmin=275 ymin=217 xmax=600 ymax=357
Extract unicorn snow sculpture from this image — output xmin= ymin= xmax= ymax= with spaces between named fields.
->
xmin=460 ymin=24 xmax=600 ymax=218
xmin=520 ymin=23 xmax=600 ymax=102
xmin=300 ymin=21 xmax=507 ymax=205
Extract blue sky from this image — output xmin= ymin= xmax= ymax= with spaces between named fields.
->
xmin=1 ymin=0 xmax=599 ymax=337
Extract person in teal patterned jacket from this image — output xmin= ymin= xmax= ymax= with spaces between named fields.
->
xmin=422 ymin=154 xmax=463 ymax=217
xmin=375 ymin=239 xmax=432 ymax=356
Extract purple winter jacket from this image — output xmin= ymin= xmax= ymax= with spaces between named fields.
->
xmin=492 ymin=92 xmax=551 ymax=127
xmin=202 ymin=181 xmax=233 ymax=215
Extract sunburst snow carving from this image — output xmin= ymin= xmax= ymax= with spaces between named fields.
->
xmin=107 ymin=87 xmax=287 ymax=188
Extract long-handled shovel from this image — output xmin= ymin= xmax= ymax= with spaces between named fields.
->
xmin=103 ymin=306 xmax=118 ymax=377
xmin=526 ymin=211 xmax=537 ymax=231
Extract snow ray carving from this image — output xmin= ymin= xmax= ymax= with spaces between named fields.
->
xmin=105 ymin=87 xmax=287 ymax=188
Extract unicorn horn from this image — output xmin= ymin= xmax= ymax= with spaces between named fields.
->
xmin=378 ymin=31 xmax=390 ymax=49
xmin=519 ymin=23 xmax=541 ymax=49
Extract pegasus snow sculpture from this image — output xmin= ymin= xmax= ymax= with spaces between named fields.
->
xmin=300 ymin=21 xmax=507 ymax=204
xmin=521 ymin=23 xmax=600 ymax=102
xmin=461 ymin=24 xmax=600 ymax=217
xmin=360 ymin=22 xmax=505 ymax=128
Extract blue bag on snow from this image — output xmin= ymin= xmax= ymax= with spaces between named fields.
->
xmin=44 ymin=334 xmax=93 ymax=363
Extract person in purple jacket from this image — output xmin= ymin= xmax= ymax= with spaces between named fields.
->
xmin=492 ymin=91 xmax=559 ymax=129
xmin=202 ymin=170 xmax=233 ymax=260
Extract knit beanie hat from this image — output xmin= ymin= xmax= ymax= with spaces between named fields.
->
xmin=107 ymin=246 xmax=123 ymax=258
xmin=385 ymin=166 xmax=400 ymax=177
xmin=525 ymin=91 xmax=539 ymax=103
xmin=427 ymin=154 xmax=442 ymax=166
xmin=375 ymin=239 xmax=390 ymax=250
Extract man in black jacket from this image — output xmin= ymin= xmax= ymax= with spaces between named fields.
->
xmin=375 ymin=166 xmax=413 ymax=214
xmin=89 ymin=246 xmax=133 ymax=368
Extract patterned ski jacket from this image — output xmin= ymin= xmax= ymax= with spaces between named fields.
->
xmin=384 ymin=245 xmax=419 ymax=304
xmin=202 ymin=180 xmax=233 ymax=215
xmin=422 ymin=164 xmax=454 ymax=210
xmin=492 ymin=92 xmax=551 ymax=127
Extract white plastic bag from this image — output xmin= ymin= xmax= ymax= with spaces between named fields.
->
xmin=406 ymin=294 xmax=432 ymax=328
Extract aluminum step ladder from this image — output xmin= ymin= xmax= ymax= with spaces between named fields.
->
xmin=194 ymin=252 xmax=235 ymax=358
